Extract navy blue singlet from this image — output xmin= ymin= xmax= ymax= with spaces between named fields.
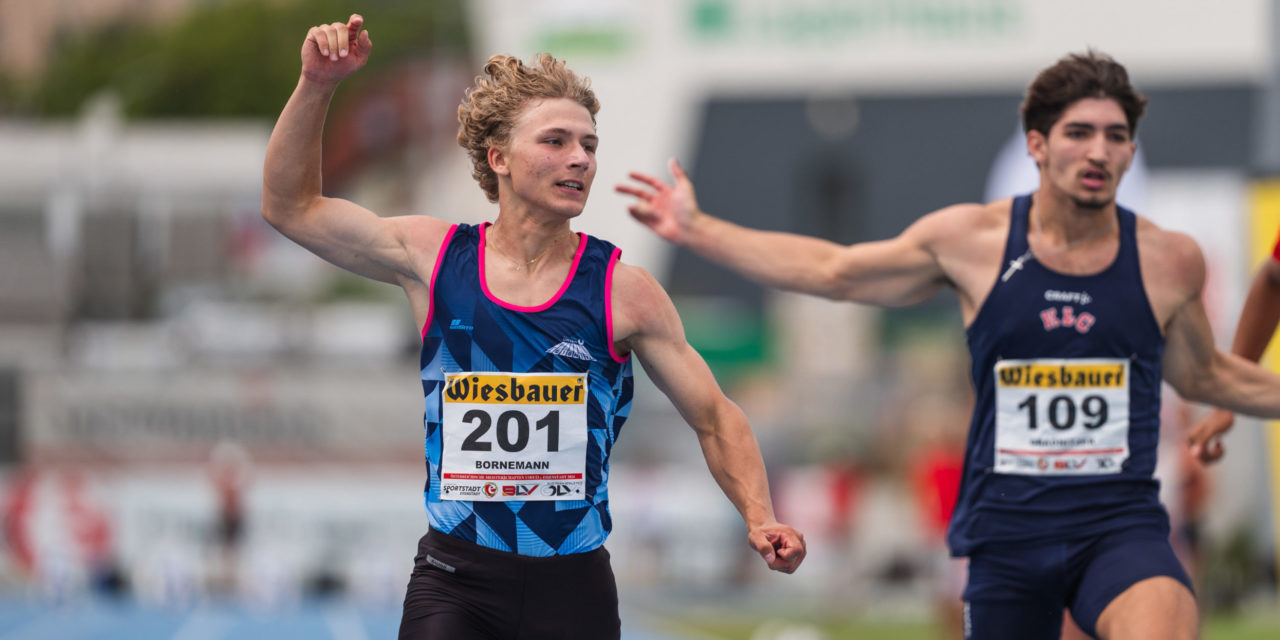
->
xmin=949 ymin=194 xmax=1170 ymax=557
xmin=419 ymin=223 xmax=634 ymax=556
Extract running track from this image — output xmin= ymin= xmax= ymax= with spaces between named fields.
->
xmin=0 ymin=599 xmax=688 ymax=640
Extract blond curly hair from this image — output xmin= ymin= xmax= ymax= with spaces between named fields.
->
xmin=457 ymin=53 xmax=600 ymax=203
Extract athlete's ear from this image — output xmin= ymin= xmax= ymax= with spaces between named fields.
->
xmin=1026 ymin=130 xmax=1047 ymax=169
xmin=488 ymin=144 xmax=511 ymax=177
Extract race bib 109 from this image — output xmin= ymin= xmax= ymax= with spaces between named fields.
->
xmin=994 ymin=358 xmax=1129 ymax=475
xmin=439 ymin=372 xmax=588 ymax=501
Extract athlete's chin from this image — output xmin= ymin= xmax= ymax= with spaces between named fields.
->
xmin=1071 ymin=193 xmax=1114 ymax=210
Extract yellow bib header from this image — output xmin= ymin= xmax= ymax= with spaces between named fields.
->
xmin=444 ymin=373 xmax=586 ymax=405
xmin=996 ymin=362 xmax=1126 ymax=389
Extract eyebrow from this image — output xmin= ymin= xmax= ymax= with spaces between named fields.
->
xmin=1063 ymin=121 xmax=1130 ymax=133
xmin=542 ymin=127 xmax=598 ymax=141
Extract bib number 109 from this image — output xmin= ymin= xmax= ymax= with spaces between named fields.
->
xmin=1016 ymin=394 xmax=1108 ymax=430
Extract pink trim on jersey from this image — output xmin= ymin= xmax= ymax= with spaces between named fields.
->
xmin=479 ymin=222 xmax=587 ymax=312
xmin=605 ymin=247 xmax=630 ymax=363
xmin=421 ymin=224 xmax=460 ymax=341
xmin=1273 ymin=227 xmax=1280 ymax=261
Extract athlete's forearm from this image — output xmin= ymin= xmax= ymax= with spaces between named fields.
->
xmin=694 ymin=401 xmax=777 ymax=530
xmin=1193 ymin=351 xmax=1280 ymax=418
xmin=681 ymin=213 xmax=851 ymax=300
xmin=262 ymin=77 xmax=339 ymax=223
xmin=1230 ymin=258 xmax=1280 ymax=361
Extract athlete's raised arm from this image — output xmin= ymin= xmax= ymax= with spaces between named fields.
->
xmin=610 ymin=262 xmax=805 ymax=574
xmin=616 ymin=159 xmax=953 ymax=307
xmin=262 ymin=14 xmax=451 ymax=286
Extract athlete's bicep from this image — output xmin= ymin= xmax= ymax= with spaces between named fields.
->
xmin=266 ymin=195 xmax=448 ymax=285
xmin=824 ymin=207 xmax=976 ymax=307
xmin=613 ymin=266 xmax=725 ymax=426
xmin=1162 ymin=296 xmax=1223 ymax=402
xmin=1156 ymin=234 xmax=1218 ymax=399
xmin=826 ymin=235 xmax=945 ymax=305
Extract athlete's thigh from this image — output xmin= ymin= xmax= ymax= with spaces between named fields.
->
xmin=1069 ymin=529 xmax=1195 ymax=639
xmin=399 ymin=610 xmax=498 ymax=640
xmin=519 ymin=546 xmax=621 ymax=640
xmin=399 ymin=533 xmax=513 ymax=640
xmin=1093 ymin=577 xmax=1197 ymax=640
xmin=963 ymin=547 xmax=1066 ymax=640
xmin=399 ymin=565 xmax=503 ymax=640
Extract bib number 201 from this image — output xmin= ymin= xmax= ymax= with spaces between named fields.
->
xmin=460 ymin=409 xmax=560 ymax=452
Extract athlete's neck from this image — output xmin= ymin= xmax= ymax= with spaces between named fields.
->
xmin=487 ymin=215 xmax=575 ymax=273
xmin=1030 ymin=191 xmax=1118 ymax=250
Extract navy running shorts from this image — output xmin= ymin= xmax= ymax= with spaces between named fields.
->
xmin=399 ymin=529 xmax=621 ymax=639
xmin=961 ymin=525 xmax=1193 ymax=639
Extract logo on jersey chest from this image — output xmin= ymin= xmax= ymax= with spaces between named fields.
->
xmin=546 ymin=338 xmax=596 ymax=361
xmin=1039 ymin=290 xmax=1096 ymax=334
xmin=1040 ymin=305 xmax=1096 ymax=333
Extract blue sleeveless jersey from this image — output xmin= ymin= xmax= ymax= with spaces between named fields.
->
xmin=419 ymin=223 xmax=634 ymax=556
xmin=949 ymin=194 xmax=1169 ymax=557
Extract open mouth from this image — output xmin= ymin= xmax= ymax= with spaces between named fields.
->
xmin=1080 ymin=169 xmax=1108 ymax=189
xmin=556 ymin=180 xmax=584 ymax=191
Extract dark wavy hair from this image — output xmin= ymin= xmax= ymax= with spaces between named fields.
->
xmin=1021 ymin=50 xmax=1148 ymax=137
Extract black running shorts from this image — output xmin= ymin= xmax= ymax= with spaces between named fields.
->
xmin=399 ymin=529 xmax=621 ymax=639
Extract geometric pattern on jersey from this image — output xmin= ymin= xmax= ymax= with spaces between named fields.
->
xmin=420 ymin=223 xmax=633 ymax=556
xmin=949 ymin=193 xmax=1169 ymax=557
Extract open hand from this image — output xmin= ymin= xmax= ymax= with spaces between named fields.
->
xmin=302 ymin=14 xmax=372 ymax=86
xmin=616 ymin=158 xmax=703 ymax=244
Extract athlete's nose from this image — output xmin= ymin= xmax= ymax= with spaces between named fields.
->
xmin=567 ymin=144 xmax=591 ymax=171
xmin=1086 ymin=133 xmax=1110 ymax=163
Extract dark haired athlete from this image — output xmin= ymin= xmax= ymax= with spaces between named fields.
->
xmin=620 ymin=51 xmax=1280 ymax=639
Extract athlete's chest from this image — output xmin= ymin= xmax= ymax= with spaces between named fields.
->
xmin=980 ymin=274 xmax=1157 ymax=358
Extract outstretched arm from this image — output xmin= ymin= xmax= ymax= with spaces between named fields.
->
xmin=262 ymin=14 xmax=449 ymax=286
xmin=616 ymin=159 xmax=949 ymax=307
xmin=1187 ymin=255 xmax=1280 ymax=462
xmin=612 ymin=264 xmax=805 ymax=573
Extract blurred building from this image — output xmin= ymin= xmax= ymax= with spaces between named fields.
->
xmin=0 ymin=0 xmax=254 ymax=80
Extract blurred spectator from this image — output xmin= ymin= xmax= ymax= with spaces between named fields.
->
xmin=208 ymin=440 xmax=251 ymax=597
xmin=905 ymin=397 xmax=967 ymax=640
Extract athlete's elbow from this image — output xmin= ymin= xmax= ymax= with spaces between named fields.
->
xmin=1171 ymin=377 xmax=1213 ymax=405
xmin=1169 ymin=364 xmax=1228 ymax=407
xmin=260 ymin=192 xmax=315 ymax=232
xmin=803 ymin=262 xmax=859 ymax=301
xmin=259 ymin=190 xmax=292 ymax=228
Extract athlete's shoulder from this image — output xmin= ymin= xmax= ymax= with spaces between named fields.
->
xmin=1133 ymin=214 xmax=1203 ymax=265
xmin=913 ymin=200 xmax=1008 ymax=235
xmin=904 ymin=200 xmax=1009 ymax=262
xmin=606 ymin=259 xmax=679 ymax=347
xmin=609 ymin=260 xmax=664 ymax=303
xmin=1134 ymin=213 xmax=1206 ymax=297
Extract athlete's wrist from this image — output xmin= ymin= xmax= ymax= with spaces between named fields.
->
xmin=297 ymin=73 xmax=343 ymax=95
xmin=680 ymin=208 xmax=716 ymax=248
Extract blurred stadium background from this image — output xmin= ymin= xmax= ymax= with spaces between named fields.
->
xmin=0 ymin=0 xmax=1278 ymax=638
